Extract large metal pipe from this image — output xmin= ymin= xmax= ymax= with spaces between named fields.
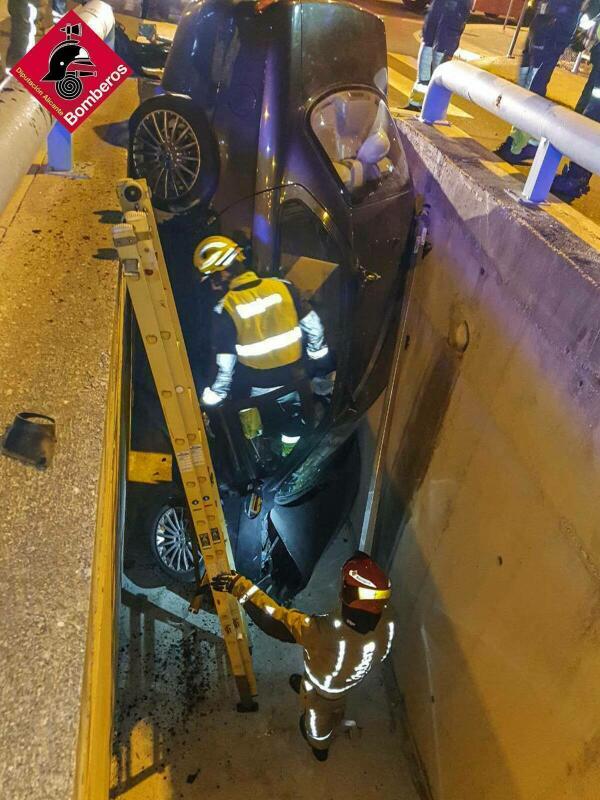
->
xmin=420 ymin=60 xmax=600 ymax=180
xmin=0 ymin=0 xmax=115 ymax=216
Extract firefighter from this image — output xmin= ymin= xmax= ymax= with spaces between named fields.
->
xmin=552 ymin=7 xmax=600 ymax=200
xmin=496 ymin=0 xmax=584 ymax=163
xmin=406 ymin=0 xmax=474 ymax=111
xmin=211 ymin=551 xmax=395 ymax=761
xmin=194 ymin=236 xmax=332 ymax=407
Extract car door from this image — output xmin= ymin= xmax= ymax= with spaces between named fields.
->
xmin=275 ymin=184 xmax=353 ymax=408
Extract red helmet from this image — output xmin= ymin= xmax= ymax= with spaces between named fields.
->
xmin=341 ymin=551 xmax=391 ymax=615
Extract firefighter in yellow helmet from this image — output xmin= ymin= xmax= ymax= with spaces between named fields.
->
xmin=194 ymin=235 xmax=332 ymax=407
xmin=211 ymin=552 xmax=394 ymax=762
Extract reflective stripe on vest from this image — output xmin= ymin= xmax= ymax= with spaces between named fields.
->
xmin=223 ymin=273 xmax=303 ymax=369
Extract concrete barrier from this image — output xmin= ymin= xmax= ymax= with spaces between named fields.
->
xmin=373 ymin=119 xmax=600 ymax=799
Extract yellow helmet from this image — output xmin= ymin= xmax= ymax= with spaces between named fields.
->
xmin=193 ymin=235 xmax=245 ymax=279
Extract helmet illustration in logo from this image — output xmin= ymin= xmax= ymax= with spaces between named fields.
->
xmin=42 ymin=23 xmax=97 ymax=100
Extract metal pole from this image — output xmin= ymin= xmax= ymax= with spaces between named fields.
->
xmin=507 ymin=0 xmax=529 ymax=58
xmin=503 ymin=0 xmax=516 ymax=31
xmin=47 ymin=124 xmax=73 ymax=172
xmin=521 ymin=137 xmax=562 ymax=203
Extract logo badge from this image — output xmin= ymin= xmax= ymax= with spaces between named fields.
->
xmin=11 ymin=10 xmax=131 ymax=132
xmin=348 ymin=569 xmax=377 ymax=588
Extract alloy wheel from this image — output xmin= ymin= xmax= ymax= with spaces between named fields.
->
xmin=131 ymin=109 xmax=202 ymax=204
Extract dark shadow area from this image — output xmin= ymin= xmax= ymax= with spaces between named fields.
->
xmin=94 ymin=247 xmax=118 ymax=260
xmin=94 ymin=121 xmax=130 ymax=149
xmin=373 ymin=342 xmax=460 ymax=568
xmin=111 ymin=587 xmax=228 ymax=798
xmin=94 ymin=210 xmax=124 ymax=225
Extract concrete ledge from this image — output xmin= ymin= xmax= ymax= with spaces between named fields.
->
xmin=399 ymin=118 xmax=600 ymax=388
xmin=378 ymin=118 xmax=600 ymax=798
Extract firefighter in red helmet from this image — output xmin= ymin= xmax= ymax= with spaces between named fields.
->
xmin=211 ymin=551 xmax=394 ymax=761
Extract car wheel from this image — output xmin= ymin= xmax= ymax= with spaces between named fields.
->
xmin=129 ymin=95 xmax=218 ymax=213
xmin=149 ymin=500 xmax=202 ymax=583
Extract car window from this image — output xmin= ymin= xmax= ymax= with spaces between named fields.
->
xmin=278 ymin=200 xmax=346 ymax=354
xmin=310 ymin=89 xmax=409 ymax=205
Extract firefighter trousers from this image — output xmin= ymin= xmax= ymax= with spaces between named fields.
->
xmin=301 ymin=679 xmax=347 ymax=751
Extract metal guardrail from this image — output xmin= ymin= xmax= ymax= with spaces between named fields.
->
xmin=420 ymin=60 xmax=600 ymax=203
xmin=0 ymin=0 xmax=115 ymax=216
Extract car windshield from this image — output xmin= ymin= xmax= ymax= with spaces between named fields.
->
xmin=310 ymin=89 xmax=408 ymax=205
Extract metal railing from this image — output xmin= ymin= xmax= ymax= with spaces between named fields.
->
xmin=0 ymin=0 xmax=115 ymax=216
xmin=420 ymin=60 xmax=600 ymax=203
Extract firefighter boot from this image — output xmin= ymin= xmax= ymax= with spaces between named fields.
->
xmin=299 ymin=715 xmax=329 ymax=762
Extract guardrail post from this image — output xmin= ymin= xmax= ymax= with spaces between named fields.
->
xmin=44 ymin=21 xmax=113 ymax=175
xmin=420 ymin=84 xmax=451 ymax=125
xmin=521 ymin=137 xmax=562 ymax=203
xmin=47 ymin=123 xmax=73 ymax=172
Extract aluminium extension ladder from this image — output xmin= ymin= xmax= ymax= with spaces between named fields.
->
xmin=112 ymin=178 xmax=257 ymax=710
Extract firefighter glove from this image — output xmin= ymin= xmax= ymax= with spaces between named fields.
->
xmin=211 ymin=571 xmax=241 ymax=593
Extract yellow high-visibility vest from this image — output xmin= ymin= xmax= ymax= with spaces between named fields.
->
xmin=223 ymin=271 xmax=302 ymax=370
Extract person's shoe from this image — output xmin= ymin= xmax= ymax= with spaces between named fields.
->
xmin=289 ymin=673 xmax=302 ymax=695
xmin=495 ymin=139 xmax=538 ymax=165
xmin=299 ymin=715 xmax=329 ymax=762
xmin=551 ymin=173 xmax=591 ymax=203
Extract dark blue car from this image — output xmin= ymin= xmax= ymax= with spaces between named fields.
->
xmin=125 ymin=0 xmax=416 ymax=598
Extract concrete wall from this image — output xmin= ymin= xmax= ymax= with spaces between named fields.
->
xmin=375 ymin=119 xmax=600 ymax=800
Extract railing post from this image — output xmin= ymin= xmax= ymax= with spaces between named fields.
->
xmin=44 ymin=21 xmax=114 ymax=175
xmin=420 ymin=84 xmax=452 ymax=125
xmin=520 ymin=137 xmax=562 ymax=203
xmin=47 ymin=123 xmax=73 ymax=172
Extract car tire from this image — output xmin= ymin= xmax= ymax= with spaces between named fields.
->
xmin=148 ymin=495 xmax=203 ymax=584
xmin=128 ymin=94 xmax=219 ymax=213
